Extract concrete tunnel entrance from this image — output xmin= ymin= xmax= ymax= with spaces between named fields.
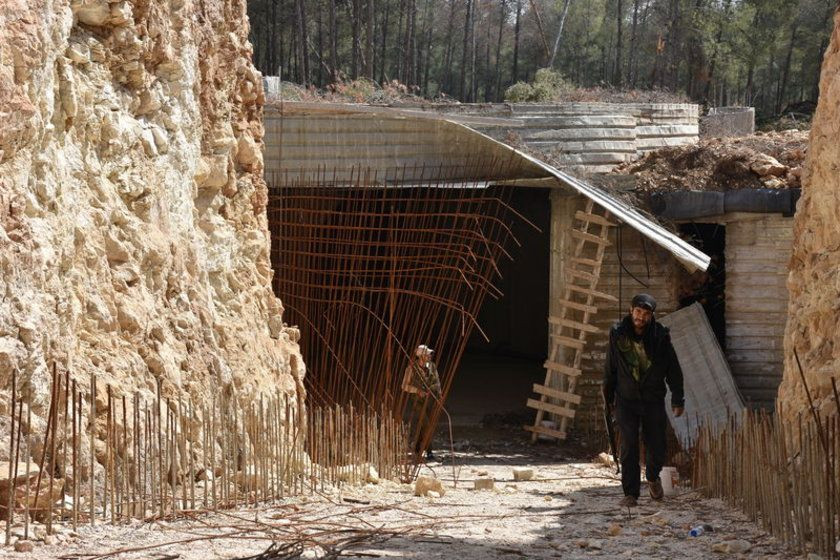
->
xmin=445 ymin=187 xmax=552 ymax=427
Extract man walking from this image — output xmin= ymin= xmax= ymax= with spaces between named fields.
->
xmin=603 ymin=294 xmax=684 ymax=507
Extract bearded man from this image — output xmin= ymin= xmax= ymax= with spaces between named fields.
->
xmin=603 ymin=294 xmax=685 ymax=507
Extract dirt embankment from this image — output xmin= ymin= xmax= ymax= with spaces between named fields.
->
xmin=613 ymin=130 xmax=808 ymax=193
xmin=781 ymin=10 xmax=840 ymax=419
xmin=0 ymin=0 xmax=303 ymax=491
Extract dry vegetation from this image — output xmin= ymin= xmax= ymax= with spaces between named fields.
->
xmin=264 ymin=78 xmax=434 ymax=104
xmin=504 ymin=69 xmax=690 ymax=104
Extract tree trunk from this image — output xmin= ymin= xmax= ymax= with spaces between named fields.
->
xmin=291 ymin=17 xmax=299 ymax=81
xmin=634 ymin=0 xmax=652 ymax=87
xmin=459 ymin=0 xmax=472 ymax=100
xmin=482 ymin=1 xmax=493 ymax=101
xmin=548 ymin=0 xmax=572 ymax=69
xmin=422 ymin=0 xmax=434 ymax=96
xmin=625 ymin=0 xmax=639 ymax=85
xmin=351 ymin=0 xmax=360 ymax=78
xmin=296 ymin=0 xmax=310 ymax=85
xmin=266 ymin=0 xmax=274 ymax=74
xmin=405 ymin=0 xmax=416 ymax=86
xmin=512 ymin=0 xmax=521 ymax=82
xmin=526 ymin=0 xmax=551 ymax=63
xmin=495 ymin=0 xmax=507 ymax=100
xmin=777 ymin=19 xmax=799 ymax=114
xmin=702 ymin=0 xmax=731 ymax=105
xmin=393 ymin=0 xmax=405 ymax=82
xmin=280 ymin=2 xmax=287 ymax=79
xmin=601 ymin=4 xmax=612 ymax=83
xmin=745 ymin=61 xmax=755 ymax=106
xmin=329 ymin=0 xmax=338 ymax=83
xmin=439 ymin=0 xmax=456 ymax=94
xmin=667 ymin=0 xmax=679 ymax=91
xmin=317 ymin=0 xmax=324 ymax=86
xmin=365 ymin=0 xmax=375 ymax=79
xmin=419 ymin=0 xmax=434 ymax=95
xmin=470 ymin=0 xmax=477 ymax=101
xmin=379 ymin=0 xmax=390 ymax=83
xmin=614 ymin=0 xmax=623 ymax=87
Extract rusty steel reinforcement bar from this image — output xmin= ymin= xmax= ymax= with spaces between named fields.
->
xmin=2 ymin=370 xmax=409 ymax=530
xmin=266 ymin=158 xmax=537 ymax=462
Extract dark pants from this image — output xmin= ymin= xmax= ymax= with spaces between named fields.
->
xmin=615 ymin=397 xmax=667 ymax=498
xmin=406 ymin=396 xmax=431 ymax=455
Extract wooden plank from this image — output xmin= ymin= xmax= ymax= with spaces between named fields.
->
xmin=526 ymin=399 xmax=576 ymax=419
xmin=549 ymin=334 xmax=585 ymax=350
xmin=567 ymin=284 xmax=618 ymax=302
xmin=556 ymin=298 xmax=598 ymax=314
xmin=570 ymin=229 xmax=612 ymax=246
xmin=548 ymin=316 xmax=600 ymax=334
xmin=523 ymin=424 xmax=568 ymax=441
xmin=532 ymin=384 xmax=583 ymax=405
xmin=575 ymin=210 xmax=617 ymax=228
xmin=567 ymin=268 xmax=598 ymax=282
xmin=571 ymin=257 xmax=600 ymax=268
xmin=543 ymin=361 xmax=582 ymax=377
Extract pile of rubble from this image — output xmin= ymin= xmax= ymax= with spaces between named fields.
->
xmin=613 ymin=130 xmax=808 ymax=192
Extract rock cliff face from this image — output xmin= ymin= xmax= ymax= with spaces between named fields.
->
xmin=781 ymin=9 xmax=840 ymax=417
xmin=0 ymin=0 xmax=303 ymax=463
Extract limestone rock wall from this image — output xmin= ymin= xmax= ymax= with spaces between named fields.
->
xmin=781 ymin=9 xmax=840 ymax=417
xmin=0 ymin=0 xmax=303 ymax=465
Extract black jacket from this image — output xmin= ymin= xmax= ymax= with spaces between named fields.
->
xmin=603 ymin=316 xmax=685 ymax=408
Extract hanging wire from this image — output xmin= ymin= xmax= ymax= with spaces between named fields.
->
xmin=615 ymin=223 xmax=651 ymax=289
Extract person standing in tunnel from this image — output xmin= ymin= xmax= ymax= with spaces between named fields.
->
xmin=603 ymin=293 xmax=685 ymax=507
xmin=402 ymin=344 xmax=442 ymax=461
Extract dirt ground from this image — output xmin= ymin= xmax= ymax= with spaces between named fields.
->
xmin=0 ymin=427 xmax=792 ymax=559
xmin=612 ymin=130 xmax=809 ymax=193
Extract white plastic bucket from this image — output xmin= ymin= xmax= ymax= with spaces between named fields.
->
xmin=661 ymin=466 xmax=679 ymax=496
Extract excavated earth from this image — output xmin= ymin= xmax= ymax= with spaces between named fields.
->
xmin=611 ymin=130 xmax=808 ymax=193
xmin=0 ymin=431 xmax=793 ymax=559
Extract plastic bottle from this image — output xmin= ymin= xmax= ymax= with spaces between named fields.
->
xmin=689 ymin=525 xmax=705 ymax=537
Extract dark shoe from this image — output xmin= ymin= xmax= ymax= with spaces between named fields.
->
xmin=619 ymin=495 xmax=637 ymax=507
xmin=649 ymin=479 xmax=664 ymax=501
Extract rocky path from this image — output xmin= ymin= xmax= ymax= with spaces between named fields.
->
xmin=0 ymin=431 xmax=791 ymax=559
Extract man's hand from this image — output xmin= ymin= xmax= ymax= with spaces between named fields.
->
xmin=673 ymin=406 xmax=684 ymax=417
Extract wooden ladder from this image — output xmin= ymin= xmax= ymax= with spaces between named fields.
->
xmin=525 ymin=199 xmax=617 ymax=442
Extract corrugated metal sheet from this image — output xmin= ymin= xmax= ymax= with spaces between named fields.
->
xmin=571 ymin=214 xmax=794 ymax=430
xmin=265 ymin=100 xmax=700 ymax=174
xmin=264 ymin=103 xmax=711 ymax=273
xmin=659 ymin=303 xmax=745 ymax=447
xmin=263 ymin=109 xmax=546 ymax=183
xmin=725 ymin=215 xmax=794 ymax=409
xmin=519 ymin=153 xmax=710 ymax=273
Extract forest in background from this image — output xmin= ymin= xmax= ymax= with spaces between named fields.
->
xmin=247 ymin=0 xmax=836 ymax=119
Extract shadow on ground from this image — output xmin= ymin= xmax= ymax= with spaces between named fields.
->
xmin=314 ymin=426 xmax=792 ymax=560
